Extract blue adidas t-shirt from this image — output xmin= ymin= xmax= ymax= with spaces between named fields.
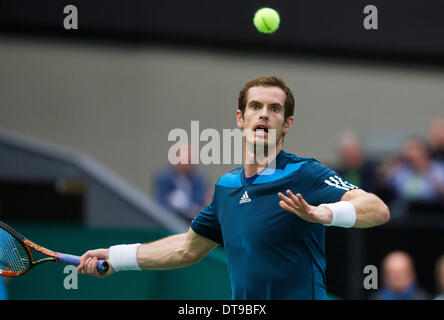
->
xmin=191 ymin=150 xmax=358 ymax=300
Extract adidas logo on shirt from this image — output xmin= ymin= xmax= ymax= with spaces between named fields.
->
xmin=324 ymin=175 xmax=358 ymax=191
xmin=239 ymin=191 xmax=252 ymax=204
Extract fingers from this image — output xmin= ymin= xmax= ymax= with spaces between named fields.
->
xmin=86 ymin=257 xmax=99 ymax=276
xmin=77 ymin=250 xmax=95 ymax=273
xmin=278 ymin=200 xmax=299 ymax=216
xmin=278 ymin=192 xmax=302 ymax=219
xmin=278 ymin=190 xmax=320 ymax=224
xmin=297 ymin=193 xmax=311 ymax=210
xmin=78 ymin=257 xmax=101 ymax=276
xmin=277 ymin=192 xmax=300 ymax=211
xmin=77 ymin=249 xmax=109 ymax=276
xmin=286 ymin=190 xmax=312 ymax=213
xmin=278 ymin=190 xmax=314 ymax=218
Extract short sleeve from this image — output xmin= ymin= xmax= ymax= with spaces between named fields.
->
xmin=190 ymin=194 xmax=223 ymax=245
xmin=306 ymin=160 xmax=359 ymax=205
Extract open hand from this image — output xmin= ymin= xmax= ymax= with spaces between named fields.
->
xmin=278 ymin=190 xmax=332 ymax=225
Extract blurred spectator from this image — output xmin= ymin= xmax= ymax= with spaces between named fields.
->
xmin=427 ymin=117 xmax=444 ymax=162
xmin=434 ymin=254 xmax=444 ymax=300
xmin=370 ymin=251 xmax=430 ymax=300
xmin=335 ymin=133 xmax=377 ymax=193
xmin=382 ymin=137 xmax=444 ymax=210
xmin=154 ymin=143 xmax=210 ymax=223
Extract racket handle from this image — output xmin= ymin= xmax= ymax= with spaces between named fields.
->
xmin=57 ymin=253 xmax=109 ymax=274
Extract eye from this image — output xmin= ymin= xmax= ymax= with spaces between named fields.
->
xmin=250 ymin=104 xmax=260 ymax=110
xmin=271 ymin=106 xmax=280 ymax=113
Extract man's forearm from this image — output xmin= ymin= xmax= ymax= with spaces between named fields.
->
xmin=348 ymin=193 xmax=390 ymax=228
xmin=136 ymin=233 xmax=200 ymax=270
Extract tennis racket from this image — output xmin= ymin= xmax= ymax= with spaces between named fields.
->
xmin=0 ymin=221 xmax=108 ymax=276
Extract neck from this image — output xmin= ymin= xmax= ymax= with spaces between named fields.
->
xmin=243 ymin=142 xmax=283 ymax=178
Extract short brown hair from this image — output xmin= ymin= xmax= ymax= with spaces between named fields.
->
xmin=238 ymin=75 xmax=295 ymax=119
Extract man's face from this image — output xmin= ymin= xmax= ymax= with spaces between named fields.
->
xmin=383 ymin=254 xmax=415 ymax=293
xmin=339 ymin=138 xmax=364 ymax=169
xmin=236 ymin=86 xmax=293 ymax=149
xmin=402 ymin=139 xmax=430 ymax=172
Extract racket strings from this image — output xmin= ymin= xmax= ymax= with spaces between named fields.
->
xmin=0 ymin=229 xmax=30 ymax=272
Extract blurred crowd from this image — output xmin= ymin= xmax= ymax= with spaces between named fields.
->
xmin=335 ymin=117 xmax=444 ymax=219
xmin=336 ymin=117 xmax=444 ymax=300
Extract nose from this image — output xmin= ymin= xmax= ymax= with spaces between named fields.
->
xmin=259 ymin=106 xmax=270 ymax=120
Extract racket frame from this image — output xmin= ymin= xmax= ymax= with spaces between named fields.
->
xmin=0 ymin=221 xmax=108 ymax=276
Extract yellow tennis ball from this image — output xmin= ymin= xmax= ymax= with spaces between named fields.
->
xmin=253 ymin=8 xmax=280 ymax=34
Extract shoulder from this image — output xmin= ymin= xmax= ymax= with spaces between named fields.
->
xmin=283 ymin=152 xmax=359 ymax=191
xmin=283 ymin=152 xmax=335 ymax=177
xmin=215 ymin=166 xmax=243 ymax=188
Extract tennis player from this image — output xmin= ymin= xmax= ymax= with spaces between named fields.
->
xmin=78 ymin=76 xmax=390 ymax=299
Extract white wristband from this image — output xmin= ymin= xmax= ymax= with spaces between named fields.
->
xmin=109 ymin=243 xmax=141 ymax=271
xmin=320 ymin=201 xmax=356 ymax=228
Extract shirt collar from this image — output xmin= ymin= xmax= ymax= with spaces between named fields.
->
xmin=242 ymin=149 xmax=285 ymax=184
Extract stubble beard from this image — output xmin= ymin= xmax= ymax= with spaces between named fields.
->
xmin=244 ymin=129 xmax=283 ymax=165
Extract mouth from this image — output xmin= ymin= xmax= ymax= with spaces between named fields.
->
xmin=253 ymin=124 xmax=269 ymax=134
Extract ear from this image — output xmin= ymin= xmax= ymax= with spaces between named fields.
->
xmin=283 ymin=116 xmax=294 ymax=134
xmin=236 ymin=109 xmax=244 ymax=129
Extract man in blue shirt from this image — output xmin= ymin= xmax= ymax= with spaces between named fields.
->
xmin=78 ymin=76 xmax=390 ymax=300
xmin=191 ymin=149 xmax=356 ymax=299
xmin=154 ymin=143 xmax=210 ymax=223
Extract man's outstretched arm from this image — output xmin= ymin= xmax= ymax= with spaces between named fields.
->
xmin=339 ymin=188 xmax=390 ymax=228
xmin=77 ymin=228 xmax=219 ymax=277
xmin=278 ymin=188 xmax=390 ymax=228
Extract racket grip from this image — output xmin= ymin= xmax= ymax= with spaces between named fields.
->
xmin=57 ymin=253 xmax=109 ymax=274
xmin=97 ymin=260 xmax=109 ymax=274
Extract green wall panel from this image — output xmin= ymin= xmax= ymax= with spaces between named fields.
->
xmin=3 ymin=222 xmax=231 ymax=300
